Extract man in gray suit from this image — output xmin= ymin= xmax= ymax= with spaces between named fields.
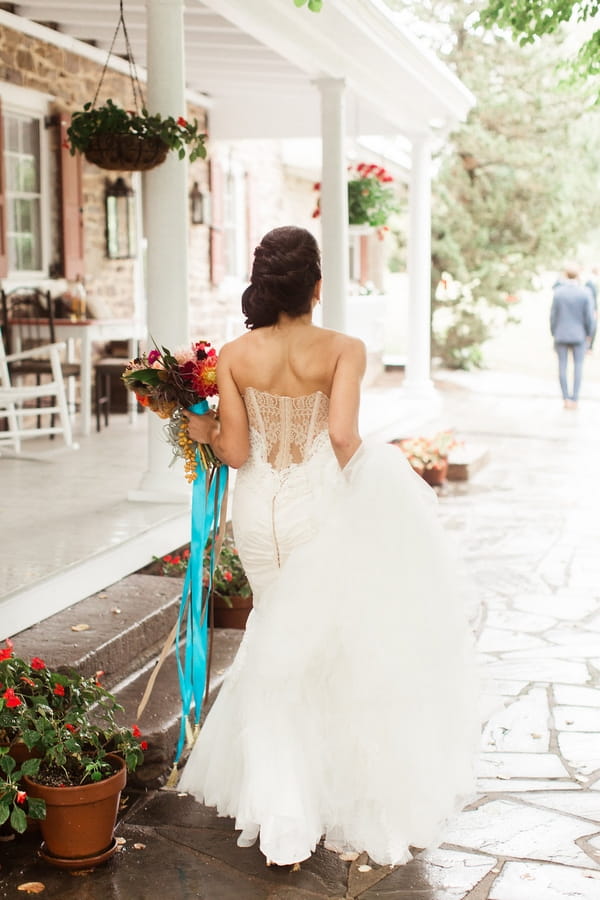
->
xmin=550 ymin=265 xmax=595 ymax=409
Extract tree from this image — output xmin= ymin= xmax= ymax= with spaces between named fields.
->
xmin=479 ymin=0 xmax=600 ymax=82
xmin=386 ymin=0 xmax=600 ymax=367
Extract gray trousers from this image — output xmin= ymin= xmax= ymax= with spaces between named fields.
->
xmin=555 ymin=341 xmax=586 ymax=401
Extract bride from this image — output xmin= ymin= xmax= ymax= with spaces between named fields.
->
xmin=179 ymin=225 xmax=479 ymax=868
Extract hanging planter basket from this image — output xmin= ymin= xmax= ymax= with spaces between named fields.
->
xmin=84 ymin=133 xmax=170 ymax=172
xmin=66 ymin=1 xmax=206 ymax=172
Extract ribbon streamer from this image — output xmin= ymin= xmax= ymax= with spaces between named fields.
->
xmin=173 ymin=400 xmax=228 ymax=763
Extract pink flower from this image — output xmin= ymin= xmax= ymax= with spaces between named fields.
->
xmin=147 ymin=349 xmax=161 ymax=365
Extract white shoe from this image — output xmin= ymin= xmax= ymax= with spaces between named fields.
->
xmin=237 ymin=827 xmax=259 ymax=848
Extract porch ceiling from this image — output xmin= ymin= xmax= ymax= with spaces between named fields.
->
xmin=5 ymin=0 xmax=474 ymax=140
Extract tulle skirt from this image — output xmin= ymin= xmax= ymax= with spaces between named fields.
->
xmin=178 ymin=442 xmax=480 ymax=866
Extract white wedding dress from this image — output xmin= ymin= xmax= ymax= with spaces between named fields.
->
xmin=178 ymin=388 xmax=479 ymax=866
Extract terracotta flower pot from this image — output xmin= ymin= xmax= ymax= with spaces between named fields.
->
xmin=213 ymin=594 xmax=253 ymax=629
xmin=421 ymin=459 xmax=448 ymax=486
xmin=23 ymin=753 xmax=126 ymax=864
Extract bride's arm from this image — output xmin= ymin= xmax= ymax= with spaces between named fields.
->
xmin=328 ymin=337 xmax=366 ymax=469
xmin=184 ymin=344 xmax=250 ymax=468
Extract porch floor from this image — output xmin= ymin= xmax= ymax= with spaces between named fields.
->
xmin=0 ymin=371 xmax=435 ymax=636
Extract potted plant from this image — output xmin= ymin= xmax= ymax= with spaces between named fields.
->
xmin=66 ymin=99 xmax=208 ymax=171
xmin=209 ymin=536 xmax=253 ymax=630
xmin=312 ymin=162 xmax=399 ymax=235
xmin=0 ymin=749 xmax=45 ymax=836
xmin=0 ymin=640 xmax=146 ymax=865
xmin=396 ymin=431 xmax=459 ymax=486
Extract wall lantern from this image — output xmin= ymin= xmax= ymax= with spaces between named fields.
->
xmin=105 ymin=177 xmax=137 ymax=259
xmin=190 ymin=181 xmax=210 ymax=225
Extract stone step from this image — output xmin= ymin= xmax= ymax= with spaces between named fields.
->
xmin=10 ymin=573 xmax=185 ymax=690
xmin=111 ymin=628 xmax=243 ymax=788
xmin=447 ymin=443 xmax=491 ymax=481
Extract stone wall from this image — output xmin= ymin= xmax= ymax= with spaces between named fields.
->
xmin=0 ymin=22 xmax=317 ymax=347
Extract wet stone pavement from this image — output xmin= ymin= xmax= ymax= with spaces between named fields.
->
xmin=2 ymin=370 xmax=600 ymax=899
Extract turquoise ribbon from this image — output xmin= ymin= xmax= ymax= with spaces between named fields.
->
xmin=173 ymin=399 xmax=228 ymax=762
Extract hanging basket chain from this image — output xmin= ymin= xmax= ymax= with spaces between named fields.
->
xmin=92 ymin=0 xmax=146 ymax=113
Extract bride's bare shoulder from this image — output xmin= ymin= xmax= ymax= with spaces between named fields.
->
xmin=319 ymin=328 xmax=366 ymax=358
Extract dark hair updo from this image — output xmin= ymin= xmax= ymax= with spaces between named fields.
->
xmin=242 ymin=226 xmax=322 ymax=330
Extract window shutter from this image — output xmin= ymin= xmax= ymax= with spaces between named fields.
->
xmin=0 ymin=98 xmax=8 ymax=278
xmin=245 ymin=170 xmax=260 ymax=279
xmin=59 ymin=113 xmax=85 ymax=280
xmin=209 ymin=159 xmax=225 ymax=286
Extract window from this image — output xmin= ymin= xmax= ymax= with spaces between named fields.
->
xmin=4 ymin=113 xmax=42 ymax=272
xmin=1 ymin=85 xmax=51 ymax=278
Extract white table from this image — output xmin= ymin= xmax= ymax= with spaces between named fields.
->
xmin=12 ymin=318 xmax=146 ymax=436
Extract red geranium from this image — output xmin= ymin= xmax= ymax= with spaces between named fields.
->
xmin=30 ymin=657 xmax=46 ymax=670
xmin=0 ymin=639 xmax=14 ymax=661
xmin=53 ymin=683 xmax=65 ymax=697
xmin=3 ymin=688 xmax=22 ymax=708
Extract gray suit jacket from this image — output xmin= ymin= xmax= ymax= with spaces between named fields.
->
xmin=550 ymin=281 xmax=594 ymax=344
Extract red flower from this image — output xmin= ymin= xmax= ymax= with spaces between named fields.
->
xmin=311 ymin=209 xmax=320 ymax=219
xmin=223 ymin=571 xmax=233 ymax=582
xmin=16 ymin=790 xmax=27 ymax=805
xmin=30 ymin=657 xmax=46 ymax=670
xmin=132 ymin=724 xmax=142 ymax=738
xmin=0 ymin=639 xmax=14 ymax=661
xmin=172 ymin=556 xmax=181 ymax=565
xmin=313 ymin=182 xmax=321 ymax=191
xmin=53 ymin=683 xmax=65 ymax=696
xmin=65 ymin=723 xmax=76 ymax=733
xmin=3 ymin=688 xmax=22 ymax=708
xmin=140 ymin=741 xmax=148 ymax=751
xmin=177 ymin=116 xmax=188 ymax=127
xmin=147 ymin=349 xmax=161 ymax=365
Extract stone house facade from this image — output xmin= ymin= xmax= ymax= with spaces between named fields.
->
xmin=0 ymin=21 xmax=317 ymax=350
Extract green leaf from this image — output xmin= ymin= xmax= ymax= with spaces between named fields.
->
xmin=20 ymin=758 xmax=41 ymax=777
xmin=308 ymin=0 xmax=323 ymax=9
xmin=0 ymin=804 xmax=10 ymax=826
xmin=10 ymin=806 xmax=27 ymax=834
xmin=293 ymin=0 xmax=307 ymax=6
xmin=0 ymin=754 xmax=16 ymax=774
xmin=26 ymin=797 xmax=46 ymax=820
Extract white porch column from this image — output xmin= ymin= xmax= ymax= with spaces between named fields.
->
xmin=132 ymin=0 xmax=190 ymax=502
xmin=315 ymin=78 xmax=348 ymax=333
xmin=404 ymin=133 xmax=435 ymax=395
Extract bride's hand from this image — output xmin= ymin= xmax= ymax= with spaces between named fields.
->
xmin=183 ymin=409 xmax=218 ymax=444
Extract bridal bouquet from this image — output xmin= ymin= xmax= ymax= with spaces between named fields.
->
xmin=122 ymin=340 xmax=219 ymax=482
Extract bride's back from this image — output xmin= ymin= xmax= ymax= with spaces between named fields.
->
xmin=229 ymin=322 xmax=345 ymax=399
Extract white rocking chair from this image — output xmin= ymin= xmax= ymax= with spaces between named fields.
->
xmin=0 ymin=329 xmax=75 ymax=454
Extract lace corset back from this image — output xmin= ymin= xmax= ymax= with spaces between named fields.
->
xmin=244 ymin=387 xmax=330 ymax=470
